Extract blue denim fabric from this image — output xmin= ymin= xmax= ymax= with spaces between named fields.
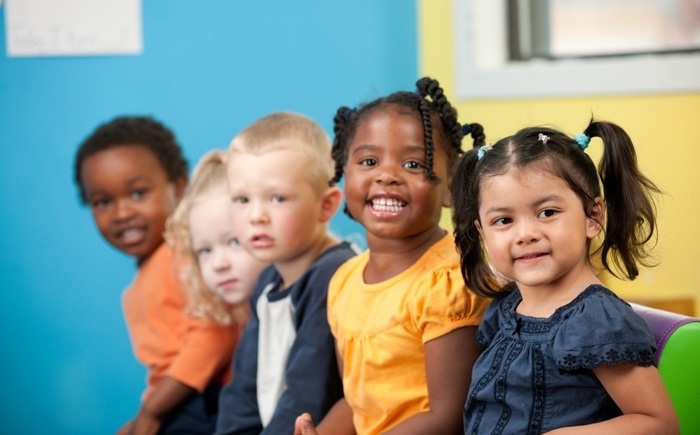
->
xmin=464 ymin=285 xmax=655 ymax=435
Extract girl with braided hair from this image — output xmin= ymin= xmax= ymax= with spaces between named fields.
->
xmin=294 ymin=77 xmax=490 ymax=435
xmin=453 ymin=121 xmax=678 ymax=434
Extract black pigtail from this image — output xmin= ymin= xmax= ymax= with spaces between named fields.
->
xmin=415 ymin=76 xmax=477 ymax=182
xmin=418 ymin=77 xmax=464 ymax=153
xmin=451 ymin=149 xmax=501 ymax=298
xmin=464 ymin=123 xmax=486 ymax=149
xmin=331 ymin=106 xmax=355 ymax=185
xmin=584 ymin=120 xmax=660 ymax=280
xmin=417 ymin=98 xmax=440 ymax=184
xmin=331 ymin=106 xmax=357 ymax=220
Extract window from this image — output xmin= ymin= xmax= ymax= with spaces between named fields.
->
xmin=453 ymin=0 xmax=700 ymax=99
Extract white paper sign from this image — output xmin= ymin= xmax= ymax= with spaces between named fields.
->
xmin=5 ymin=0 xmax=142 ymax=57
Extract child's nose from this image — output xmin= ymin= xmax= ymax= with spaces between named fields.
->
xmin=375 ymin=163 xmax=401 ymax=185
xmin=249 ymin=201 xmax=269 ymax=224
xmin=114 ymin=198 xmax=135 ymax=221
xmin=515 ymin=219 xmax=541 ymax=243
xmin=213 ymin=249 xmax=231 ymax=270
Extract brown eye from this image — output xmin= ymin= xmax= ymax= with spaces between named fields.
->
xmin=494 ymin=217 xmax=512 ymax=226
xmin=130 ymin=189 xmax=147 ymax=200
xmin=539 ymin=209 xmax=557 ymax=218
xmin=92 ymin=198 xmax=111 ymax=210
xmin=403 ymin=160 xmax=424 ymax=170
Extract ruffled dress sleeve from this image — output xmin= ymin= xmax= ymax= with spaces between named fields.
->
xmin=552 ymin=286 xmax=656 ymax=371
xmin=416 ymin=265 xmax=490 ymax=344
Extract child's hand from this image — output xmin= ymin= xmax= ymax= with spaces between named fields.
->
xmin=131 ymin=411 xmax=161 ymax=435
xmin=115 ymin=419 xmax=133 ymax=435
xmin=294 ymin=413 xmax=320 ymax=435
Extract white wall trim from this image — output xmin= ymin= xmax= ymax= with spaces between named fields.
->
xmin=453 ymin=0 xmax=700 ymax=100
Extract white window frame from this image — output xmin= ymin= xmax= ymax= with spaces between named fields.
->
xmin=453 ymin=0 xmax=700 ymax=99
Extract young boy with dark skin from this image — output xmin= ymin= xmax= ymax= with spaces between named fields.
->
xmin=75 ymin=116 xmax=238 ymax=435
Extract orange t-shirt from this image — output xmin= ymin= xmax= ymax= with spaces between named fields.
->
xmin=122 ymin=243 xmax=241 ymax=400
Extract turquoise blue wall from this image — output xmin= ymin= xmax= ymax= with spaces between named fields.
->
xmin=0 ymin=2 xmax=417 ymax=433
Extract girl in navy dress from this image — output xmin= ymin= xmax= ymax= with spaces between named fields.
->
xmin=451 ymin=120 xmax=679 ymax=434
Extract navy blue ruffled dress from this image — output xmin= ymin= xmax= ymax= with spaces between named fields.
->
xmin=464 ymin=285 xmax=656 ymax=435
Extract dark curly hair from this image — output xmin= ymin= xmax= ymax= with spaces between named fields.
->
xmin=74 ymin=116 xmax=188 ymax=204
xmin=330 ymin=76 xmax=484 ymax=218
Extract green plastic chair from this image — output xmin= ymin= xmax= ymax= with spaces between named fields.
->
xmin=631 ymin=303 xmax=700 ymax=434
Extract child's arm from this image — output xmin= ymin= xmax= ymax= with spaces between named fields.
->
xmin=316 ymin=399 xmax=354 ymax=434
xmin=543 ymin=364 xmax=679 ymax=435
xmin=295 ymin=346 xmax=355 ymax=435
xmin=131 ymin=376 xmax=196 ymax=435
xmin=144 ymin=316 xmax=237 ymax=433
xmin=294 ymin=400 xmax=355 ymax=435
xmin=382 ymin=325 xmax=480 ymax=435
xmin=167 ymin=317 xmax=238 ymax=388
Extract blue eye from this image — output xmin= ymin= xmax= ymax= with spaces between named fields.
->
xmin=232 ymin=196 xmax=248 ymax=204
xmin=196 ymin=246 xmax=211 ymax=257
xmin=271 ymin=195 xmax=285 ymax=203
xmin=228 ymin=238 xmax=240 ymax=247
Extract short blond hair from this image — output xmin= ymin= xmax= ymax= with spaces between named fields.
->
xmin=165 ymin=150 xmax=248 ymax=326
xmin=228 ymin=111 xmax=334 ymax=194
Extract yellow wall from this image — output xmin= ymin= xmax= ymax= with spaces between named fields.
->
xmin=420 ymin=0 xmax=700 ymax=313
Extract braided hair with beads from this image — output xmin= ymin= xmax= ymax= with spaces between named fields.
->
xmin=331 ymin=77 xmax=484 ymax=187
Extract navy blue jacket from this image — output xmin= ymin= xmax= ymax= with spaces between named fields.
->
xmin=215 ymin=242 xmax=356 ymax=435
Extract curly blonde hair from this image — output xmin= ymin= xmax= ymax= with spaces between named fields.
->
xmin=165 ymin=150 xmax=249 ymax=325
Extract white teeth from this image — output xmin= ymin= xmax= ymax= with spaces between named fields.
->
xmin=371 ymin=198 xmax=406 ymax=212
xmin=120 ymin=228 xmax=143 ymax=244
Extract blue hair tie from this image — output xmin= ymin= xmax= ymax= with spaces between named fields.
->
xmin=574 ymin=133 xmax=590 ymax=150
xmin=462 ymin=123 xmax=472 ymax=135
xmin=477 ymin=144 xmax=493 ymax=160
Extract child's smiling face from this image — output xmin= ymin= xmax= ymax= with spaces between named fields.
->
xmin=81 ymin=144 xmax=185 ymax=263
xmin=342 ymin=105 xmax=451 ymax=241
xmin=475 ymin=167 xmax=603 ymax=294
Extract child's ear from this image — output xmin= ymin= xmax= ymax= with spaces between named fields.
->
xmin=474 ymin=219 xmax=484 ymax=238
xmin=442 ymin=178 xmax=452 ymax=208
xmin=319 ymin=186 xmax=343 ymax=223
xmin=586 ymin=197 xmax=605 ymax=239
xmin=174 ymin=176 xmax=188 ymax=200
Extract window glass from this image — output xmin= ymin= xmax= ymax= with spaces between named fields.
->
xmin=453 ymin=0 xmax=700 ymax=98
xmin=550 ymin=0 xmax=700 ymax=57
